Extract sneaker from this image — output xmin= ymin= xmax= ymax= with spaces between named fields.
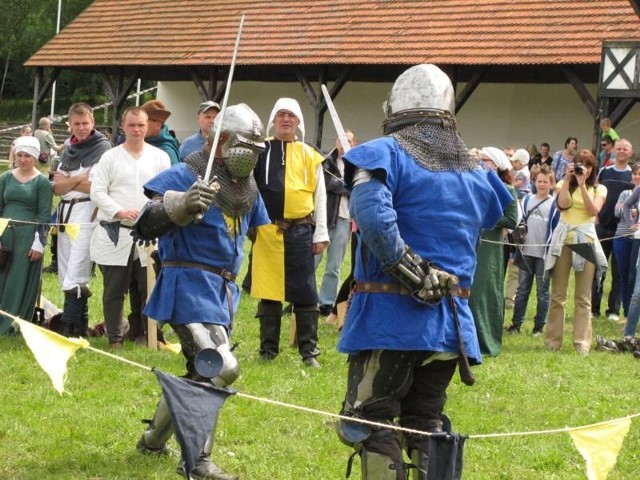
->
xmin=532 ymin=326 xmax=544 ymax=336
xmin=505 ymin=324 xmax=521 ymax=334
xmin=607 ymin=313 xmax=620 ymax=322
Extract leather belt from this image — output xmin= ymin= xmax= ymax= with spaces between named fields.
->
xmin=162 ymin=261 xmax=236 ymax=282
xmin=57 ymin=197 xmax=92 ymax=232
xmin=354 ymin=281 xmax=470 ymax=299
xmin=273 ymin=214 xmax=315 ymax=232
xmin=162 ymin=260 xmax=236 ymax=328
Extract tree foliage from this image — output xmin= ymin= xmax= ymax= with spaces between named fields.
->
xmin=0 ymin=0 xmax=103 ymax=112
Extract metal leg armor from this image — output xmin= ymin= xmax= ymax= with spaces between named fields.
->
xmin=137 ymin=396 xmax=175 ymax=455
xmin=361 ymin=448 xmax=407 ymax=480
xmin=172 ymin=323 xmax=240 ymax=388
xmin=176 ymin=421 xmax=238 ymax=480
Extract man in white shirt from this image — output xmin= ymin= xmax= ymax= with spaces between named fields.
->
xmin=90 ymin=107 xmax=171 ymax=348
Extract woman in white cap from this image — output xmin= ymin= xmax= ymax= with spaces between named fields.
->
xmin=0 ymin=136 xmax=53 ymax=336
xmin=469 ymin=147 xmax=519 ymax=356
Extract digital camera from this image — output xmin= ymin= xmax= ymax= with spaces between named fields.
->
xmin=574 ymin=162 xmax=584 ymax=175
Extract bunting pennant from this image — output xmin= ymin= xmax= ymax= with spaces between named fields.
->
xmin=154 ymin=370 xmax=235 ymax=478
xmin=0 ymin=218 xmax=8 ymax=236
xmin=569 ymin=417 xmax=631 ymax=480
xmin=15 ymin=318 xmax=89 ymax=394
xmin=64 ymin=223 xmax=80 ymax=241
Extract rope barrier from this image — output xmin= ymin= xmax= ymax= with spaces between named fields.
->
xmin=3 ymin=306 xmax=639 ymax=441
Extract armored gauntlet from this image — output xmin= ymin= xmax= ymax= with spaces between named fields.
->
xmin=384 ymin=245 xmax=459 ymax=303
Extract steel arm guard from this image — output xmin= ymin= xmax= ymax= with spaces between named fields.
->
xmin=131 ymin=199 xmax=176 ymax=242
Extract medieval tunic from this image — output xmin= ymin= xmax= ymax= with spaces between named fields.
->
xmin=56 ymin=130 xmax=112 ymax=292
xmin=469 ymin=184 xmax=519 ymax=357
xmin=338 ymin=137 xmax=513 ymax=364
xmin=251 ymin=139 xmax=328 ymax=304
xmin=0 ymin=173 xmax=53 ymax=335
xmin=143 ymin=163 xmax=269 ymax=327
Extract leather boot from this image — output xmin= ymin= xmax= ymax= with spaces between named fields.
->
xmin=293 ymin=305 xmax=320 ymax=364
xmin=256 ymin=301 xmax=282 ymax=360
xmin=61 ymin=292 xmax=86 ymax=337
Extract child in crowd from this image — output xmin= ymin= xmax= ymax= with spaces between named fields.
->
xmin=506 ymin=166 xmax=559 ymax=335
xmin=511 ymin=148 xmax=531 ymax=199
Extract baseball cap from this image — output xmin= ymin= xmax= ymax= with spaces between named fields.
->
xmin=197 ymin=101 xmax=221 ymax=114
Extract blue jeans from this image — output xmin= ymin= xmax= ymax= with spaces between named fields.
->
xmin=315 ymin=218 xmax=351 ymax=306
xmin=612 ymin=236 xmax=635 ymax=316
xmin=625 ymin=255 xmax=640 ymax=336
xmin=512 ymin=255 xmax=549 ymax=329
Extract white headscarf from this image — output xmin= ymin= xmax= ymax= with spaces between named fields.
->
xmin=481 ymin=146 xmax=512 ymax=171
xmin=266 ymin=98 xmax=305 ymax=140
xmin=14 ymin=135 xmax=40 ymax=159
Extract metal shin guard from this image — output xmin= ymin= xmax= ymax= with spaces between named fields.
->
xmin=294 ymin=306 xmax=320 ymax=359
xmin=140 ymin=396 xmax=174 ymax=451
xmin=361 ymin=448 xmax=407 ymax=480
xmin=178 ymin=421 xmax=238 ymax=480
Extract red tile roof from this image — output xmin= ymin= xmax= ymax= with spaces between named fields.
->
xmin=26 ymin=0 xmax=640 ymax=68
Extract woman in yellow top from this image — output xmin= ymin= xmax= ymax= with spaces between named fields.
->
xmin=545 ymin=149 xmax=607 ymax=354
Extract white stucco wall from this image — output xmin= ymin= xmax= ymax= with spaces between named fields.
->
xmin=158 ymin=80 xmax=640 ymax=154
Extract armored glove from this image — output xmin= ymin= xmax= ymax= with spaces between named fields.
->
xmin=385 ymin=245 xmax=459 ymax=304
xmin=164 ymin=177 xmax=220 ymax=226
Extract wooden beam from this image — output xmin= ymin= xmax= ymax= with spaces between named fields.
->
xmin=608 ymin=98 xmax=637 ymax=126
xmin=293 ymin=67 xmax=318 ymax=107
xmin=313 ymin=68 xmax=328 ymax=148
xmin=562 ymin=66 xmax=596 ymax=116
xmin=101 ymin=68 xmax=141 ymax=135
xmin=455 ymin=67 xmax=487 ymax=113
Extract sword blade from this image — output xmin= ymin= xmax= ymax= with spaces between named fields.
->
xmin=321 ymin=84 xmax=351 ymax=154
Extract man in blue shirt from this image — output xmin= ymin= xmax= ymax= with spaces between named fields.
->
xmin=179 ymin=100 xmax=220 ymax=160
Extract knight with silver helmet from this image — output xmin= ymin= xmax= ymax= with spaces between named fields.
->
xmin=133 ymin=103 xmax=270 ymax=480
xmin=336 ymin=64 xmax=514 ymax=479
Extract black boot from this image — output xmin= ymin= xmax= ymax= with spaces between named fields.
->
xmin=294 ymin=305 xmax=321 ymax=367
xmin=256 ymin=300 xmax=282 ymax=360
xmin=61 ymin=291 xmax=88 ymax=337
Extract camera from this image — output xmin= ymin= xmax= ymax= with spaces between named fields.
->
xmin=574 ymin=162 xmax=584 ymax=175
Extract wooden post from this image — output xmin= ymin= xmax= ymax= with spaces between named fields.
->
xmin=146 ymin=245 xmax=158 ymax=350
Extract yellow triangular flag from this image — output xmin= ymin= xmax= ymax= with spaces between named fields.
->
xmin=15 ymin=318 xmax=90 ymax=394
xmin=0 ymin=218 xmax=8 ymax=236
xmin=569 ymin=417 xmax=631 ymax=480
xmin=64 ymin=223 xmax=80 ymax=241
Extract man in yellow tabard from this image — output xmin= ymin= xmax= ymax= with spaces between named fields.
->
xmin=251 ymin=98 xmax=328 ymax=368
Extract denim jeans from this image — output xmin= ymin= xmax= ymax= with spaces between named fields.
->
xmin=625 ymin=255 xmax=640 ymax=336
xmin=512 ymin=255 xmax=549 ymax=329
xmin=612 ymin=236 xmax=635 ymax=316
xmin=315 ymin=217 xmax=351 ymax=306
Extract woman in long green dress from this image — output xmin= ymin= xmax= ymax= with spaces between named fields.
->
xmin=0 ymin=136 xmax=53 ymax=336
xmin=470 ymin=147 xmax=518 ymax=356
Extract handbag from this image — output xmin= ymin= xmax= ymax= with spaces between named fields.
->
xmin=38 ymin=152 xmax=48 ymax=164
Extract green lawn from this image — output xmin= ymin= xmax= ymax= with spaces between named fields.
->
xmin=1 ymin=218 xmax=640 ymax=478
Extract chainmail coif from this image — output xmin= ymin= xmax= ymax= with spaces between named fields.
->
xmin=184 ymin=151 xmax=257 ymax=218
xmin=390 ymin=122 xmax=479 ymax=172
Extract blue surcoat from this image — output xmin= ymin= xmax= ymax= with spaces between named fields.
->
xmin=337 ymin=137 xmax=513 ymax=363
xmin=143 ymin=164 xmax=269 ymax=328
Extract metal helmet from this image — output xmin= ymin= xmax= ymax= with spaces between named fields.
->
xmin=382 ymin=64 xmax=455 ymax=134
xmin=213 ymin=103 xmax=265 ymax=178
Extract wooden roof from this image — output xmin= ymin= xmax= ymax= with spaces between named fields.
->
xmin=25 ymin=0 xmax=640 ymax=83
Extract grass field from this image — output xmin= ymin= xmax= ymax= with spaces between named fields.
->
xmin=1 ymin=200 xmax=640 ymax=478
xmin=2 ymin=252 xmax=640 ymax=479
